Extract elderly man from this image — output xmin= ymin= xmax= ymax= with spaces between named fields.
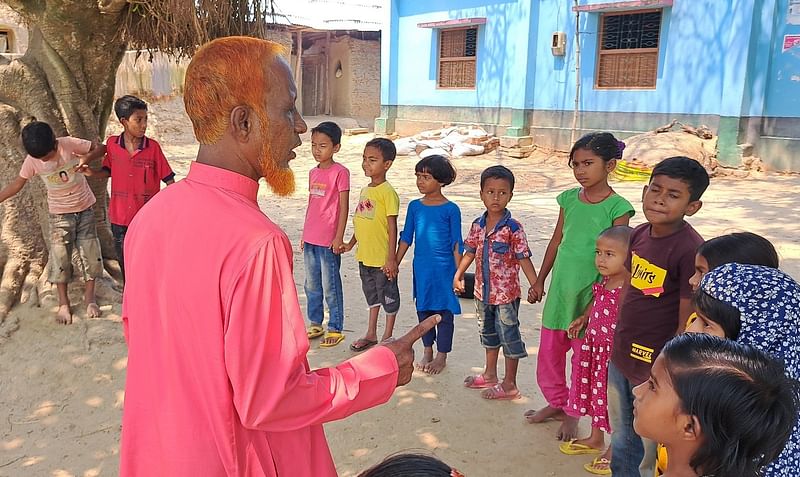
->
xmin=119 ymin=37 xmax=438 ymax=476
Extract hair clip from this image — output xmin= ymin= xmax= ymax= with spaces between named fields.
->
xmin=615 ymin=140 xmax=626 ymax=159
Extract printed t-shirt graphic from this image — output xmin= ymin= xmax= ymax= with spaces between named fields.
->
xmin=630 ymin=252 xmax=667 ymax=297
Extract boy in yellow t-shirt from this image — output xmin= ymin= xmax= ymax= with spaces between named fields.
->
xmin=344 ymin=138 xmax=400 ymax=352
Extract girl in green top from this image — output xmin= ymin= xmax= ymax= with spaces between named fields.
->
xmin=526 ymin=132 xmax=635 ymax=447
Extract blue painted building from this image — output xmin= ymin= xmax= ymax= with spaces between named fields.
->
xmin=376 ymin=0 xmax=800 ymax=170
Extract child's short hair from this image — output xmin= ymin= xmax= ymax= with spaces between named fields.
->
xmin=415 ymin=155 xmax=457 ymax=186
xmin=311 ymin=121 xmax=342 ymax=146
xmin=480 ymin=165 xmax=515 ymax=191
xmin=365 ymin=138 xmax=397 ymax=162
xmin=358 ymin=453 xmax=459 ymax=477
xmin=691 ymin=289 xmax=742 ymax=338
xmin=21 ymin=121 xmax=57 ymax=159
xmin=697 ymin=232 xmax=779 ymax=271
xmin=661 ymin=333 xmax=799 ymax=477
xmin=650 ymin=156 xmax=710 ymax=202
xmin=599 ymin=224 xmax=632 ymax=245
xmin=569 ymin=131 xmax=624 ymax=166
xmin=114 ymin=95 xmax=148 ymax=121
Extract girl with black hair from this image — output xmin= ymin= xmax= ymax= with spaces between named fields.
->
xmin=686 ymin=263 xmax=800 ymax=476
xmin=633 ymin=333 xmax=798 ymax=477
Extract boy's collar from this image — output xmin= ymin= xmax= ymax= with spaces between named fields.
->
xmin=117 ymin=134 xmax=148 ymax=151
xmin=478 ymin=209 xmax=512 ymax=230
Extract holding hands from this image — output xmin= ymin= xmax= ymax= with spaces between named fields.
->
xmin=567 ymin=314 xmax=588 ymax=339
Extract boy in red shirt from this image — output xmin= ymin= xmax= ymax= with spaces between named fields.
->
xmin=80 ymin=95 xmax=174 ymax=280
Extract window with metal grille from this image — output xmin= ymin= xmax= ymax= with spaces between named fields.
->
xmin=596 ymin=10 xmax=662 ymax=89
xmin=438 ymin=27 xmax=477 ymax=89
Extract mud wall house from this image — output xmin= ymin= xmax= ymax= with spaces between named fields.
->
xmin=377 ymin=0 xmax=800 ymax=171
xmin=274 ymin=0 xmax=382 ymax=125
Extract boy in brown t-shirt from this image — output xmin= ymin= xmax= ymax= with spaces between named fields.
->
xmin=607 ymin=157 xmax=709 ymax=477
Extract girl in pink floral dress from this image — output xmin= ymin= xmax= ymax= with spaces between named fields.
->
xmin=561 ymin=225 xmax=631 ymax=475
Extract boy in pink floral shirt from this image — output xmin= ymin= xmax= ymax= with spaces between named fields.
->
xmin=454 ymin=165 xmax=539 ymax=400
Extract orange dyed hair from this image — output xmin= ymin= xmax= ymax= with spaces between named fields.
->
xmin=184 ymin=36 xmax=286 ymax=144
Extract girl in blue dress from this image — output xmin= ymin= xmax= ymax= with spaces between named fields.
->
xmin=397 ymin=155 xmax=463 ymax=374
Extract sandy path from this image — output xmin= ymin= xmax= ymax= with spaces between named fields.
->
xmin=1 ymin=97 xmax=798 ymax=477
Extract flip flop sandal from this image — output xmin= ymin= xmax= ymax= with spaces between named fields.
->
xmin=583 ymin=457 xmax=611 ymax=475
xmin=349 ymin=338 xmax=378 ymax=352
xmin=463 ymin=374 xmax=499 ymax=389
xmin=481 ymin=383 xmax=521 ymax=400
xmin=559 ymin=439 xmax=603 ymax=455
xmin=319 ymin=331 xmax=345 ymax=348
xmin=306 ymin=325 xmax=325 ymax=339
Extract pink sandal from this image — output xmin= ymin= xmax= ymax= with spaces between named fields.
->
xmin=481 ymin=383 xmax=521 ymax=400
xmin=464 ymin=374 xmax=498 ymax=389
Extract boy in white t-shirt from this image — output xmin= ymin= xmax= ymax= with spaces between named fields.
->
xmin=303 ymin=121 xmax=350 ymax=348
xmin=0 ymin=121 xmax=107 ymax=324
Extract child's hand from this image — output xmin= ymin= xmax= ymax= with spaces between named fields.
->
xmin=453 ymin=275 xmax=465 ymax=295
xmin=526 ymin=286 xmax=537 ymax=304
xmin=382 ymin=258 xmax=398 ymax=279
xmin=331 ymin=238 xmax=344 ymax=255
xmin=342 ymin=240 xmax=355 ymax=253
xmin=530 ymin=280 xmax=545 ymax=302
xmin=567 ymin=315 xmax=588 ymax=339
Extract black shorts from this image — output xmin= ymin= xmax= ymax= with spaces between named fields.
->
xmin=358 ymin=263 xmax=400 ymax=314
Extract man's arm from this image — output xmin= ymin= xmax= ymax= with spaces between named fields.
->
xmin=0 ymin=176 xmax=28 ymax=203
xmin=224 ymin=235 xmax=401 ymax=431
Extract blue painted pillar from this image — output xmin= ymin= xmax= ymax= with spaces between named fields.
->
xmin=717 ymin=0 xmax=759 ymax=165
xmin=375 ymin=0 xmax=399 ymax=134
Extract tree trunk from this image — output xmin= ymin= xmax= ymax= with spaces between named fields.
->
xmin=0 ymin=1 xmax=126 ymax=329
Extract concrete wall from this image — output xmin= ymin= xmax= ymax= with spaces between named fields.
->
xmin=380 ymin=0 xmax=800 ymax=170
xmin=0 ymin=4 xmax=28 ymax=54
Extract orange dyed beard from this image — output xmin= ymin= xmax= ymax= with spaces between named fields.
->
xmin=257 ymin=118 xmax=295 ymax=196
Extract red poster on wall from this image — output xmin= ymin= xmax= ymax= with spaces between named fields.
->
xmin=783 ymin=34 xmax=800 ymax=51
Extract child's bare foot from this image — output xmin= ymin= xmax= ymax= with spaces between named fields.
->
xmin=416 ymin=347 xmax=434 ymax=371
xmin=424 ymin=353 xmax=447 ymax=375
xmin=524 ymin=405 xmax=566 ymax=423
xmin=56 ymin=305 xmax=73 ymax=325
xmin=86 ymin=302 xmax=101 ymax=318
xmin=557 ymin=415 xmax=580 ymax=441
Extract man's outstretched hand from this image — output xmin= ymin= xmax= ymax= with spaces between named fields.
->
xmin=381 ymin=315 xmax=441 ymax=386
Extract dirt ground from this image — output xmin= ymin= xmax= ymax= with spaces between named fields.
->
xmin=1 ymin=97 xmax=799 ymax=477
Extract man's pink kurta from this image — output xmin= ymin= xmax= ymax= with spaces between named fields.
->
xmin=120 ymin=162 xmax=399 ymax=476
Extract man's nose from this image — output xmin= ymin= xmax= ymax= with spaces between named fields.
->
xmin=295 ymin=112 xmax=308 ymax=134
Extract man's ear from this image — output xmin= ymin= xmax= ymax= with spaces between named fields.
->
xmin=685 ymin=200 xmax=703 ymax=217
xmin=230 ymin=105 xmax=253 ymax=142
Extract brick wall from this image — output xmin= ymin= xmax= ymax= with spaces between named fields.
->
xmin=347 ymin=36 xmax=380 ymax=120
